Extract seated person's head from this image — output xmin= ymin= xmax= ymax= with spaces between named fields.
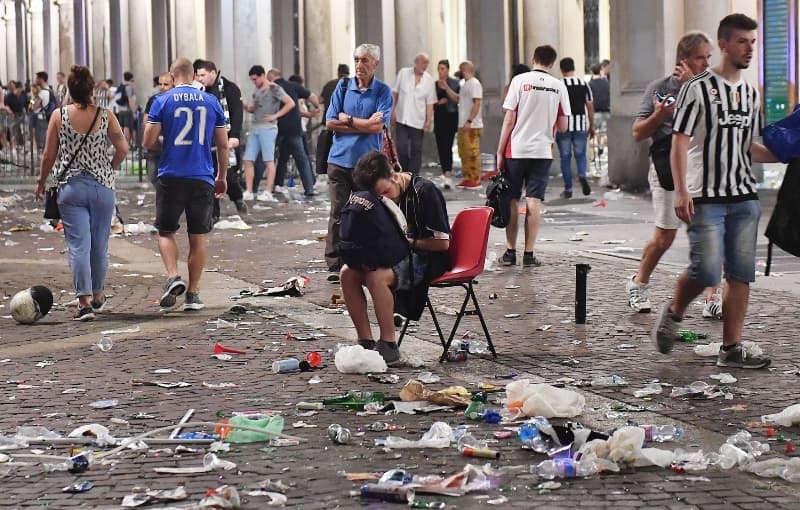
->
xmin=354 ymin=151 xmax=400 ymax=198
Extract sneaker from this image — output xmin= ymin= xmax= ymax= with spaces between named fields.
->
xmin=273 ymin=185 xmax=287 ymax=194
xmin=703 ymin=289 xmax=723 ymax=319
xmin=183 ymin=292 xmax=205 ymax=311
xmin=441 ymin=175 xmax=453 ymax=190
xmin=376 ymin=340 xmax=401 ymax=365
xmin=560 ymin=189 xmax=573 ymax=199
xmin=522 ymin=252 xmax=541 ymax=267
xmin=358 ymin=339 xmax=376 ymax=350
xmin=501 ymin=249 xmax=517 ymax=266
xmin=90 ymin=296 xmax=107 ymax=313
xmin=626 ymin=275 xmax=652 ymax=313
xmin=256 ymin=191 xmax=277 ymax=202
xmin=652 ymin=302 xmax=681 ymax=354
xmin=717 ymin=344 xmax=771 ymax=369
xmin=73 ymin=307 xmax=95 ymax=321
xmin=456 ymin=180 xmax=481 ymax=190
xmin=234 ymin=199 xmax=248 ymax=215
xmin=159 ymin=276 xmax=187 ymax=308
xmin=242 ymin=191 xmax=255 ymax=201
xmin=579 ymin=177 xmax=592 ymax=196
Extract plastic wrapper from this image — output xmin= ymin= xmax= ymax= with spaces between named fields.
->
xmin=68 ymin=424 xmax=116 ymax=447
xmin=762 ymin=404 xmax=800 ymax=427
xmin=399 ymin=380 xmax=471 ymax=407
xmin=744 ymin=457 xmax=800 ymax=483
xmin=384 ymin=422 xmax=453 ymax=449
xmin=505 ymin=380 xmax=585 ymax=418
xmin=334 ymin=345 xmax=387 ymax=374
xmin=224 ymin=415 xmax=284 ymax=443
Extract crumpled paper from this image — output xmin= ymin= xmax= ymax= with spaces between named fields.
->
xmin=399 ymin=380 xmax=471 ymax=407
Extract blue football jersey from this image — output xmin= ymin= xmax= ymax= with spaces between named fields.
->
xmin=147 ymin=85 xmax=226 ymax=185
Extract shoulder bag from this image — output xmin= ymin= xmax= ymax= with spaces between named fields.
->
xmin=44 ymin=107 xmax=102 ymax=220
xmin=315 ymin=78 xmax=350 ymax=175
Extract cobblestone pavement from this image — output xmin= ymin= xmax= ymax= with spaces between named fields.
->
xmin=0 ymin=177 xmax=799 ymax=509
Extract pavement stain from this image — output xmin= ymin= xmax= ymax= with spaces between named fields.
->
xmin=1 ymin=186 xmax=799 ymax=507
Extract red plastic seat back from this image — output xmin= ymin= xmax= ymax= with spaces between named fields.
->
xmin=435 ymin=206 xmax=492 ymax=283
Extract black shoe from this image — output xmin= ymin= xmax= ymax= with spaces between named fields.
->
xmin=560 ymin=190 xmax=573 ymax=199
xmin=523 ymin=252 xmax=541 ymax=267
xmin=358 ymin=339 xmax=376 ymax=350
xmin=234 ymin=199 xmax=248 ymax=215
xmin=376 ymin=340 xmax=401 ymax=365
xmin=159 ymin=276 xmax=186 ymax=308
xmin=501 ymin=250 xmax=516 ymax=266
xmin=579 ymin=177 xmax=591 ymax=196
xmin=73 ymin=307 xmax=95 ymax=322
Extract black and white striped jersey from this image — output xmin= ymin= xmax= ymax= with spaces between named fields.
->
xmin=672 ymin=69 xmax=763 ymax=202
xmin=562 ymin=76 xmax=593 ymax=132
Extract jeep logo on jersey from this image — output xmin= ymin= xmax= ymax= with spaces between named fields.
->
xmin=718 ymin=111 xmax=751 ymax=127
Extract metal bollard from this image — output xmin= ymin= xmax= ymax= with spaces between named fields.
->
xmin=575 ymin=264 xmax=591 ymax=324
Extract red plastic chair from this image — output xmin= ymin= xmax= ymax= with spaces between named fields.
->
xmin=398 ymin=206 xmax=497 ymax=361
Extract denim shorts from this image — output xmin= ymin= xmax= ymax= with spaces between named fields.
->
xmin=243 ymin=127 xmax=278 ymax=162
xmin=505 ymin=158 xmax=553 ymax=200
xmin=686 ymin=199 xmax=761 ymax=286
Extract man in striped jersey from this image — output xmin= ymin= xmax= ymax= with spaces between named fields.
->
xmin=653 ymin=14 xmax=777 ymax=369
xmin=556 ymin=57 xmax=594 ymax=198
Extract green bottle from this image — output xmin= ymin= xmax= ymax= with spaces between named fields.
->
xmin=464 ymin=391 xmax=487 ymax=420
xmin=322 ymin=390 xmax=385 ymax=410
xmin=677 ymin=329 xmax=707 ymax=342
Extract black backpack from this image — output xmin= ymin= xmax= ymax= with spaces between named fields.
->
xmin=338 ymin=191 xmax=409 ymax=270
xmin=315 ymin=78 xmax=349 ymax=175
xmin=764 ymin=158 xmax=800 ymax=275
xmin=42 ymin=88 xmax=57 ymax=120
xmin=485 ymin=173 xmax=513 ymax=228
xmin=115 ymin=85 xmax=129 ymax=107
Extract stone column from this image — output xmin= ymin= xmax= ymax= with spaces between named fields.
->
xmin=150 ymin=0 xmax=170 ymax=75
xmin=91 ymin=0 xmax=111 ymax=80
xmin=303 ymin=0 xmax=333 ymax=95
xmin=522 ymin=0 xmax=559 ymax=64
xmin=108 ymin=0 xmax=129 ymax=81
xmin=29 ymin=0 xmax=44 ymax=74
xmin=394 ymin=0 xmax=429 ymax=70
xmin=271 ymin=0 xmax=297 ymax=76
xmin=0 ymin=11 xmax=11 ymax=81
xmin=173 ymin=0 xmax=205 ymax=60
xmin=465 ymin=0 xmax=510 ymax=153
xmin=57 ymin=0 xmax=75 ymax=73
xmin=353 ymin=0 xmax=395 ymax=82
xmin=127 ymin=0 xmax=152 ymax=107
xmin=204 ymin=0 xmax=235 ymax=74
xmin=231 ymin=0 xmax=271 ymax=93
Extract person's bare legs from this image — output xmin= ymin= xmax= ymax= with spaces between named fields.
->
xmin=186 ymin=234 xmax=207 ymax=293
xmin=243 ymin=160 xmax=255 ymax=193
xmin=669 ymin=270 xmax=707 ymax=318
xmin=340 ymin=266 xmax=373 ymax=340
xmin=635 ymin=227 xmax=678 ymax=284
xmin=264 ymin=161 xmax=277 ymax=193
xmin=157 ymin=232 xmax=180 ymax=278
xmin=505 ymin=198 xmax=519 ymax=249
xmin=523 ymin=197 xmax=542 ymax=252
xmin=364 ymin=268 xmax=397 ymax=342
xmin=721 ymin=279 xmax=748 ymax=346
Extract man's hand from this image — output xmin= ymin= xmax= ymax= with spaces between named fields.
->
xmin=437 ymin=97 xmax=447 ymax=105
xmin=588 ymin=125 xmax=596 ymax=139
xmin=263 ymin=114 xmax=277 ymax=123
xmin=390 ymin=110 xmax=396 ymax=127
xmin=369 ymin=112 xmax=384 ymax=122
xmin=674 ymin=188 xmax=694 ymax=224
xmin=423 ymin=119 xmax=432 ymax=132
xmin=214 ymin=178 xmax=228 ymax=199
xmin=338 ymin=112 xmax=349 ymax=123
xmin=673 ymin=60 xmax=693 ymax=83
xmin=227 ymin=137 xmax=239 ymax=149
xmin=496 ymin=152 xmax=505 ymax=173
xmin=437 ymin=79 xmax=449 ymax=90
xmin=653 ymin=95 xmax=676 ymax=121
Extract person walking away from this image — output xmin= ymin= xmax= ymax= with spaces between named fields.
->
xmin=34 ymin=65 xmax=128 ymax=321
xmin=556 ymin=57 xmax=594 ymax=198
xmin=142 ymin=57 xmax=229 ymax=312
xmin=433 ymin=59 xmax=460 ymax=190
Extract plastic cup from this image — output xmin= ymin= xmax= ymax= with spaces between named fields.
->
xmin=306 ymin=351 xmax=322 ymax=367
xmin=96 ymin=336 xmax=113 ymax=352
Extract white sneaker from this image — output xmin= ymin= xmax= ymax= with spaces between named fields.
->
xmin=440 ymin=175 xmax=453 ymax=190
xmin=256 ymin=191 xmax=277 ymax=202
xmin=273 ymin=185 xmax=287 ymax=194
xmin=702 ymin=288 xmax=723 ymax=319
xmin=626 ymin=275 xmax=652 ymax=313
xmin=242 ymin=191 xmax=255 ymax=201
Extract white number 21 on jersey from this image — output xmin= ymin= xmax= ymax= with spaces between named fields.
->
xmin=174 ymin=106 xmax=208 ymax=146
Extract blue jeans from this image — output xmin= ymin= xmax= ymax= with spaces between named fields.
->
xmin=556 ymin=130 xmax=588 ymax=190
xmin=686 ymin=200 xmax=761 ymax=286
xmin=57 ymin=173 xmax=116 ymax=297
xmin=275 ymin=134 xmax=315 ymax=195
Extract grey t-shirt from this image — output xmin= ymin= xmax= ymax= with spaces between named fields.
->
xmin=637 ymin=75 xmax=683 ymax=142
xmin=251 ymin=83 xmax=288 ymax=128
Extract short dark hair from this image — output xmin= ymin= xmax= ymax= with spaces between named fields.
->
xmin=559 ymin=57 xmax=575 ymax=73
xmin=337 ymin=64 xmax=350 ymax=76
xmin=717 ymin=13 xmax=758 ymax=41
xmin=67 ymin=65 xmax=95 ymax=106
xmin=196 ymin=60 xmax=217 ymax=73
xmin=590 ymin=63 xmax=602 ymax=75
xmin=288 ymin=74 xmax=303 ymax=84
xmin=105 ymin=79 xmax=114 ymax=86
xmin=438 ymin=59 xmax=450 ymax=69
xmin=152 ymin=75 xmax=159 ymax=87
xmin=35 ymin=71 xmax=48 ymax=82
xmin=511 ymin=63 xmax=530 ymax=79
xmin=249 ymin=65 xmax=266 ymax=77
xmin=123 ymin=71 xmax=133 ymax=81
xmin=533 ymin=45 xmax=557 ymax=67
xmin=353 ymin=151 xmax=393 ymax=191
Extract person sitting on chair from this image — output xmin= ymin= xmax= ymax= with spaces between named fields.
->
xmin=340 ymin=151 xmax=451 ymax=364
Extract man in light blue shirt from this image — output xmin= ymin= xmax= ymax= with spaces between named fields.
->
xmin=324 ymin=43 xmax=394 ymax=275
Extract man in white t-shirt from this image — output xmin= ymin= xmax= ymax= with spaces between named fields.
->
xmin=391 ymin=53 xmax=436 ymax=175
xmin=438 ymin=61 xmax=483 ymax=189
xmin=496 ymin=45 xmax=570 ymax=267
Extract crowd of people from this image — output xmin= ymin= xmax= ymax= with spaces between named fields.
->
xmin=25 ymin=12 xmax=778 ymax=371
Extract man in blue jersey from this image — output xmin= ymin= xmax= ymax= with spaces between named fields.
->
xmin=143 ymin=57 xmax=229 ymax=311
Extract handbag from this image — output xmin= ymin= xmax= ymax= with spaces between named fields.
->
xmin=315 ymin=78 xmax=350 ymax=175
xmin=764 ymin=104 xmax=800 ymax=163
xmin=382 ymin=126 xmax=402 ymax=171
xmin=649 ymin=135 xmax=674 ymax=191
xmin=43 ymin=107 xmax=102 ymax=220
xmin=485 ymin=171 xmax=513 ymax=228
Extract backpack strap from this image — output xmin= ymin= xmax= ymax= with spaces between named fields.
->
xmin=765 ymin=241 xmax=773 ymax=277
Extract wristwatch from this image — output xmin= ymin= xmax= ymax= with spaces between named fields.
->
xmin=466 ymin=119 xmax=473 ymax=124
xmin=347 ymin=115 xmax=354 ymax=127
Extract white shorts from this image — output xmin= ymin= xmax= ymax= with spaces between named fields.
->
xmin=648 ymin=164 xmax=681 ymax=230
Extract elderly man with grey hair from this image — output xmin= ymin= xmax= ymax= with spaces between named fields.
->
xmin=324 ymin=43 xmax=394 ymax=278
xmin=391 ymin=53 xmax=436 ymax=175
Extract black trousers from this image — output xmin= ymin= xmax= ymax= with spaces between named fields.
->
xmin=395 ymin=123 xmax=424 ymax=175
xmin=433 ymin=112 xmax=458 ymax=173
xmin=212 ymin=147 xmax=243 ymax=220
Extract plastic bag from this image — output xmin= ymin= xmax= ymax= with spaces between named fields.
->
xmin=224 ymin=415 xmax=284 ymax=443
xmin=334 ymin=345 xmax=387 ymax=374
xmin=384 ymin=421 xmax=453 ymax=449
xmin=745 ymin=457 xmax=800 ymax=483
xmin=506 ymin=380 xmax=585 ymax=418
xmin=763 ymin=105 xmax=800 ymax=163
xmin=68 ymin=424 xmax=116 ymax=447
xmin=762 ymin=404 xmax=800 ymax=427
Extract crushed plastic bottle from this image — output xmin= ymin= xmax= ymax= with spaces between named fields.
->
xmin=518 ymin=421 xmax=550 ymax=453
xmin=533 ymin=457 xmax=601 ymax=479
xmin=633 ymin=383 xmax=662 ymax=398
xmin=96 ymin=336 xmax=113 ymax=352
xmin=590 ymin=374 xmax=628 ymax=387
xmin=669 ymin=381 xmax=710 ymax=398
xmin=464 ymin=392 xmax=487 ymax=420
xmin=460 ymin=341 xmax=491 ymax=355
xmin=640 ymin=424 xmax=684 ymax=443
